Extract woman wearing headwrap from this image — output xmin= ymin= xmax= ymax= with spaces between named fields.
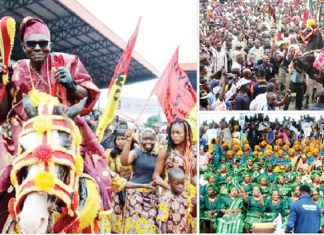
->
xmin=200 ymin=174 xmax=216 ymax=199
xmin=308 ymin=148 xmax=320 ymax=165
xmin=258 ymin=176 xmax=271 ymax=198
xmin=286 ymin=148 xmax=299 ymax=168
xmin=242 ymin=186 xmax=265 ymax=233
xmin=120 ymin=128 xmax=159 ymax=234
xmin=153 ymin=119 xmax=197 ymax=233
xmin=310 ymin=171 xmax=323 ymax=193
xmin=200 ymin=187 xmax=221 ymax=233
xmin=273 ymin=176 xmax=291 ymax=199
xmin=105 ymin=130 xmax=133 ymax=233
xmin=217 ymin=185 xmax=244 ymax=234
xmin=262 ymin=190 xmax=285 ymax=222
xmin=217 ymin=164 xmax=228 ymax=185
xmin=242 ymin=173 xmax=253 ymax=194
xmin=284 ymin=163 xmax=298 ymax=184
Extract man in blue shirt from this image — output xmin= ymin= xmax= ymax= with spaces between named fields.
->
xmin=286 ymin=185 xmax=321 ymax=233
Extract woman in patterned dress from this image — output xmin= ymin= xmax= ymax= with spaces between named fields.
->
xmin=153 ymin=119 xmax=196 ymax=191
xmin=120 ymin=128 xmax=159 ymax=234
xmin=217 ymin=186 xmax=244 ymax=234
xmin=105 ymin=129 xmax=133 ymax=233
xmin=153 ymin=119 xmax=197 ymax=232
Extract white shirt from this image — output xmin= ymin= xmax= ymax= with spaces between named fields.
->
xmin=211 ymin=98 xmax=227 ymax=111
xmin=249 ymin=93 xmax=267 ymax=111
xmin=225 ymin=82 xmax=239 ymax=102
xmin=231 ymin=61 xmax=242 ymax=71
xmin=206 ymin=128 xmax=218 ymax=144
xmin=248 ymin=46 xmax=264 ymax=63
xmin=222 ymin=127 xmax=232 ymax=144
xmin=250 ymin=93 xmax=280 ymax=111
xmin=211 ymin=47 xmax=227 ymax=72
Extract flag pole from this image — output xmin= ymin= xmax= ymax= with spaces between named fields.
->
xmin=96 ymin=17 xmax=141 ymax=141
xmin=134 ymin=90 xmax=154 ymax=126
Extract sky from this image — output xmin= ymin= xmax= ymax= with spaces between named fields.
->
xmin=77 ymin=0 xmax=197 ymax=73
xmin=76 ymin=0 xmax=198 ymax=121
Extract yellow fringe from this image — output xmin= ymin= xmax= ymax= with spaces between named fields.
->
xmin=77 ymin=178 xmax=100 ymax=232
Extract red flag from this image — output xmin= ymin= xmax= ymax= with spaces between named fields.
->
xmin=295 ymin=0 xmax=301 ymax=5
xmin=303 ymin=0 xmax=313 ymax=25
xmin=96 ymin=18 xmax=141 ymax=141
xmin=108 ymin=18 xmax=141 ymax=90
xmin=152 ymin=47 xmax=196 ymax=124
xmin=267 ymin=5 xmax=277 ymax=23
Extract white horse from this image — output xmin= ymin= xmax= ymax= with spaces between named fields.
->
xmin=3 ymin=96 xmax=101 ymax=233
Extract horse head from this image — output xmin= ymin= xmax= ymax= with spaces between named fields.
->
xmin=294 ymin=25 xmax=323 ymax=84
xmin=7 ymin=95 xmax=100 ymax=233
xmin=298 ymin=24 xmax=323 ymax=51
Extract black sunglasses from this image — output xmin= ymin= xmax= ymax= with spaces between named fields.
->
xmin=25 ymin=40 xmax=50 ymax=49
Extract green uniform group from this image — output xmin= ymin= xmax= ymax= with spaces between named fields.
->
xmin=200 ymin=124 xmax=324 ymax=233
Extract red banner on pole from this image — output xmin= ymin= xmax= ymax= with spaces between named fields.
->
xmin=96 ymin=18 xmax=141 ymax=141
xmin=152 ymin=47 xmax=196 ymax=124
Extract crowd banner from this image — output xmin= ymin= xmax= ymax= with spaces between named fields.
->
xmin=152 ymin=47 xmax=197 ymax=141
xmin=96 ymin=17 xmax=141 ymax=142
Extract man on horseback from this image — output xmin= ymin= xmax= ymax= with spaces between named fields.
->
xmin=295 ymin=19 xmax=324 ymax=84
xmin=0 ymin=17 xmax=104 ymax=231
xmin=0 ymin=16 xmax=100 ymax=156
xmin=297 ymin=19 xmax=323 ymax=52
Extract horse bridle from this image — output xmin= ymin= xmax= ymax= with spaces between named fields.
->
xmin=9 ymin=102 xmax=84 ymax=232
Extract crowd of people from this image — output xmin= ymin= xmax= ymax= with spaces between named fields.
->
xmin=101 ymin=118 xmax=198 ymax=234
xmin=199 ymin=114 xmax=323 ymax=233
xmin=0 ymin=16 xmax=197 ymax=234
xmin=200 ymin=0 xmax=324 ymax=111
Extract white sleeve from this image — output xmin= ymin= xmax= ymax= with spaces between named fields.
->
xmin=249 ymin=98 xmax=257 ymax=111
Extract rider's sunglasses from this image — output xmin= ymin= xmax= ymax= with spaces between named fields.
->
xmin=25 ymin=40 xmax=50 ymax=49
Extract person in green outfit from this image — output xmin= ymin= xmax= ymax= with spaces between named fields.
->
xmin=251 ymin=163 xmax=261 ymax=182
xmin=242 ymin=186 xmax=265 ymax=233
xmin=284 ymin=185 xmax=301 ymax=216
xmin=200 ymin=186 xmax=221 ymax=233
xmin=310 ymin=171 xmax=322 ymax=193
xmin=259 ymin=176 xmax=271 ymax=198
xmin=217 ymin=164 xmax=228 ymax=184
xmin=263 ymin=190 xmax=285 ymax=222
xmin=200 ymin=174 xmax=216 ymax=199
xmin=246 ymin=157 xmax=254 ymax=171
xmin=217 ymin=186 xmax=244 ymax=234
xmin=311 ymin=190 xmax=324 ymax=233
xmin=263 ymin=164 xmax=276 ymax=185
xmin=285 ymin=164 xmax=298 ymax=184
xmin=242 ymin=173 xmax=253 ymax=195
